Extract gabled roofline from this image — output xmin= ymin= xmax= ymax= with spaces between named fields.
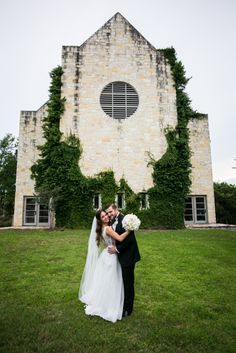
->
xmin=78 ymin=12 xmax=157 ymax=51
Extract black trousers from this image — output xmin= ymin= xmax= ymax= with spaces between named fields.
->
xmin=121 ymin=264 xmax=135 ymax=314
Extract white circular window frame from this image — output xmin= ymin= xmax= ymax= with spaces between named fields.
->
xmin=100 ymin=81 xmax=139 ymax=119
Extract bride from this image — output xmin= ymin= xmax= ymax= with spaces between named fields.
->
xmin=79 ymin=209 xmax=130 ymax=323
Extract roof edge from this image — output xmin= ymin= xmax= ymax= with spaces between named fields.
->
xmin=79 ymin=12 xmax=157 ymax=51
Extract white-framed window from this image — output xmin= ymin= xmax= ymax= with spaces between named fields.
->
xmin=116 ymin=192 xmax=125 ymax=209
xmin=93 ymin=193 xmax=101 ymax=210
xmin=100 ymin=81 xmax=139 ymax=119
xmin=184 ymin=195 xmax=208 ymax=224
xmin=23 ymin=196 xmax=49 ymax=226
xmin=139 ymin=192 xmax=149 ymax=210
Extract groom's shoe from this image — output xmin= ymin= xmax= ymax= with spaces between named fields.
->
xmin=122 ymin=310 xmax=131 ymax=317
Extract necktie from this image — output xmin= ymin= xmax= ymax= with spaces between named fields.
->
xmin=112 ymin=217 xmax=118 ymax=230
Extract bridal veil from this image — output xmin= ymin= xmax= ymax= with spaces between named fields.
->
xmin=79 ymin=217 xmax=99 ymax=303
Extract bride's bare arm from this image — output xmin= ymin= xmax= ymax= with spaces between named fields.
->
xmin=105 ymin=226 xmax=129 ymax=241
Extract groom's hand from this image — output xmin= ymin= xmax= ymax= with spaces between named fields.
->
xmin=107 ymin=245 xmax=117 ymax=254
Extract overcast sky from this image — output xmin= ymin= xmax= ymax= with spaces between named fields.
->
xmin=0 ymin=0 xmax=235 ymax=183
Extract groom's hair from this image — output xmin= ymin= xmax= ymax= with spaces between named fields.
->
xmin=104 ymin=203 xmax=117 ymax=211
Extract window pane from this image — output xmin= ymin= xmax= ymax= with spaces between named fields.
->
xmin=94 ymin=195 xmax=99 ymax=209
xmin=39 ymin=216 xmax=49 ymax=223
xmin=113 ymin=107 xmax=126 ymax=118
xmin=100 ymin=81 xmax=139 ymax=119
xmin=100 ymin=94 xmax=112 ymax=105
xmin=117 ymin=194 xmax=124 ymax=209
xmin=113 ymin=82 xmax=125 ymax=93
xmin=140 ymin=193 xmax=148 ymax=209
xmin=196 ymin=197 xmax=204 ymax=203
xmin=196 ymin=196 xmax=206 ymax=222
xmin=93 ymin=193 xmax=101 ymax=209
xmin=39 ymin=204 xmax=49 ymax=224
xmin=127 ymin=95 xmax=139 ymax=105
xmin=113 ymin=94 xmax=126 ymax=105
xmin=26 ymin=204 xmax=36 ymax=210
xmin=185 ymin=215 xmax=193 ymax=221
xmin=184 ymin=197 xmax=193 ymax=222
xmin=26 ymin=210 xmax=35 ymax=217
xmin=25 ymin=217 xmax=35 ymax=223
xmin=26 ymin=198 xmax=36 ymax=205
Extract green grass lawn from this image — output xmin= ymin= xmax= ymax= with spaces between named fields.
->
xmin=0 ymin=228 xmax=236 ymax=353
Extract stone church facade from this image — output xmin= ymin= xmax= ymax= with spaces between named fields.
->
xmin=13 ymin=13 xmax=216 ymax=227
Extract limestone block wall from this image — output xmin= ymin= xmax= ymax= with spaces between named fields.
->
xmin=13 ymin=13 xmax=216 ymax=226
xmin=188 ymin=117 xmax=216 ymax=223
xmin=13 ymin=105 xmax=46 ymax=226
xmin=60 ymin=13 xmax=178 ymax=193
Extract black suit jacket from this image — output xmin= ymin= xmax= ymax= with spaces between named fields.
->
xmin=115 ymin=213 xmax=141 ymax=267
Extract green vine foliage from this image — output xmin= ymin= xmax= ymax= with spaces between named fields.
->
xmin=145 ymin=47 xmax=202 ymax=228
xmin=31 ymin=68 xmax=121 ymax=227
xmin=31 ymin=66 xmax=65 ymax=205
xmin=32 ymin=47 xmax=200 ymax=228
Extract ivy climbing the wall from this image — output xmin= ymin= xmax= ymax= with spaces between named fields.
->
xmin=31 ymin=67 xmax=120 ymax=227
xmin=31 ymin=47 xmax=201 ymax=229
xmin=145 ymin=47 xmax=201 ymax=228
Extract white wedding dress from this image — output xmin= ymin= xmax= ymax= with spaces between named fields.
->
xmin=79 ymin=226 xmax=124 ymax=323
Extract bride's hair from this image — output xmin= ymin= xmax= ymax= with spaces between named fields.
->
xmin=95 ymin=209 xmax=103 ymax=246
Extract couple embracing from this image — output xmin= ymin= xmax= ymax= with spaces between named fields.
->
xmin=79 ymin=203 xmax=141 ymax=323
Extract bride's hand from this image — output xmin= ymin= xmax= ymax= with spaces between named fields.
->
xmin=107 ymin=245 xmax=117 ymax=254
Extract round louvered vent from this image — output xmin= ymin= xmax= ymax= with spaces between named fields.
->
xmin=100 ymin=81 xmax=139 ymax=119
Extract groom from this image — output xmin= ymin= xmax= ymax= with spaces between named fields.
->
xmin=105 ymin=203 xmax=141 ymax=317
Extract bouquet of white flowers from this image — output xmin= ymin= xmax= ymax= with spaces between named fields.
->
xmin=122 ymin=213 xmax=141 ymax=231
